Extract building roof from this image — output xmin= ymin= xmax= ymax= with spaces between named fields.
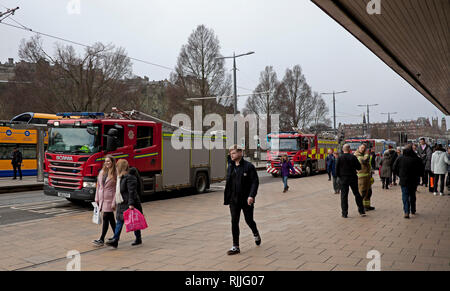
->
xmin=312 ymin=0 xmax=449 ymax=115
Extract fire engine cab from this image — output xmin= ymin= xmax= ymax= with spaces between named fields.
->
xmin=266 ymin=131 xmax=338 ymax=177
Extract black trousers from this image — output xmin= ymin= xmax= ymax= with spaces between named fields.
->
xmin=12 ymin=163 xmax=22 ymax=179
xmin=229 ymin=203 xmax=259 ymax=247
xmin=100 ymin=211 xmax=116 ymax=241
xmin=433 ymin=174 xmax=445 ymax=193
xmin=422 ymin=170 xmax=430 ymax=186
xmin=340 ymin=177 xmax=365 ymax=216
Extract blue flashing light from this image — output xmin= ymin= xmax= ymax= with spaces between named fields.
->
xmin=56 ymin=112 xmax=105 ymax=118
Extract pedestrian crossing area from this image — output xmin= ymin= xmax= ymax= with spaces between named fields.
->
xmin=11 ymin=201 xmax=88 ymax=217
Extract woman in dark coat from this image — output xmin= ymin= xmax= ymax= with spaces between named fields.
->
xmin=380 ymin=151 xmax=392 ymax=189
xmin=106 ymin=159 xmax=143 ymax=248
xmin=280 ymin=155 xmax=295 ymax=193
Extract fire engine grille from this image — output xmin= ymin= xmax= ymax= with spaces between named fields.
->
xmin=48 ymin=160 xmax=84 ymax=190
xmin=270 ymin=152 xmax=296 ymax=162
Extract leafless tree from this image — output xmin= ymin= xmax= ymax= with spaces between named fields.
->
xmin=311 ymin=92 xmax=331 ymax=128
xmin=14 ymin=35 xmax=137 ymax=113
xmin=244 ymin=66 xmax=286 ymax=132
xmin=171 ymin=25 xmax=232 ymax=118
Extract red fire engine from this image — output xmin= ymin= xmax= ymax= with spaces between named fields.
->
xmin=43 ymin=110 xmax=227 ymax=202
xmin=266 ymin=131 xmax=338 ymax=177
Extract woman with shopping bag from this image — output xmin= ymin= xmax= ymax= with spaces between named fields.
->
xmin=106 ymin=159 xmax=144 ymax=248
xmin=92 ymin=155 xmax=117 ymax=246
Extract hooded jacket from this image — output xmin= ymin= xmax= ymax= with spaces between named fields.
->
xmin=431 ymin=150 xmax=450 ymax=175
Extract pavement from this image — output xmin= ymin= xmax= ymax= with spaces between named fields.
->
xmin=0 ymin=173 xmax=449 ymax=271
xmin=0 ymin=176 xmax=43 ymax=194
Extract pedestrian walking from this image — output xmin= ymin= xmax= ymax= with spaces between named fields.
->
xmin=11 ymin=146 xmax=23 ymax=180
xmin=224 ymin=145 xmax=261 ymax=255
xmin=336 ymin=144 xmax=366 ymax=218
xmin=387 ymin=146 xmax=398 ymax=186
xmin=431 ymin=144 xmax=450 ymax=196
xmin=380 ymin=151 xmax=392 ymax=189
xmin=393 ymin=144 xmax=424 ymax=218
xmin=326 ymin=149 xmax=333 ymax=181
xmin=280 ymin=155 xmax=295 ymax=193
xmin=106 ymin=159 xmax=143 ymax=248
xmin=417 ymin=138 xmax=432 ymax=188
xmin=331 ymin=152 xmax=340 ymax=194
xmin=92 ymin=155 xmax=117 ymax=246
xmin=354 ymin=143 xmax=374 ymax=211
xmin=446 ymin=147 xmax=450 ymax=192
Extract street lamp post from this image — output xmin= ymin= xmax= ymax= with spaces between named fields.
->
xmin=216 ymin=51 xmax=254 ymax=144
xmin=321 ymin=90 xmax=348 ymax=136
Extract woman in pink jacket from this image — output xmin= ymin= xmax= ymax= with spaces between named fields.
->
xmin=92 ymin=155 xmax=117 ymax=246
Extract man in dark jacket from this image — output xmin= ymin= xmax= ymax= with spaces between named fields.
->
xmin=224 ymin=145 xmax=260 ymax=255
xmin=417 ymin=138 xmax=432 ymax=187
xmin=11 ymin=147 xmax=23 ymax=180
xmin=393 ymin=145 xmax=424 ymax=218
xmin=336 ymin=144 xmax=366 ymax=218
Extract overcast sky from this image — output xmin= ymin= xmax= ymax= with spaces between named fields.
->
xmin=1 ymin=0 xmax=448 ymax=127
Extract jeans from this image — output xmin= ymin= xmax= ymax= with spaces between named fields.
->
xmin=332 ymin=176 xmax=340 ymax=192
xmin=229 ymin=203 xmax=259 ymax=247
xmin=113 ymin=219 xmax=141 ymax=241
xmin=401 ymin=186 xmax=417 ymax=214
xmin=340 ymin=177 xmax=365 ymax=216
xmin=433 ymin=174 xmax=445 ymax=193
xmin=282 ymin=176 xmax=288 ymax=189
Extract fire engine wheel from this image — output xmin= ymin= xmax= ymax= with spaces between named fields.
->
xmin=195 ymin=172 xmax=208 ymax=193
xmin=271 ymin=173 xmax=279 ymax=178
xmin=304 ymin=164 xmax=312 ymax=177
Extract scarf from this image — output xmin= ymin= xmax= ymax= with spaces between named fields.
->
xmin=115 ymin=176 xmax=124 ymax=204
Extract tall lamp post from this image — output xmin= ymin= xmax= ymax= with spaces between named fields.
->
xmin=320 ymin=90 xmax=348 ymax=135
xmin=216 ymin=51 xmax=255 ymax=144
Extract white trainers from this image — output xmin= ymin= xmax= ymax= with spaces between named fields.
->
xmin=440 ymin=193 xmax=444 ymax=196
xmin=434 ymin=192 xmax=438 ymax=196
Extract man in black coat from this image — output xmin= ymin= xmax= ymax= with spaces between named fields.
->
xmin=224 ymin=145 xmax=260 ymax=255
xmin=336 ymin=144 xmax=366 ymax=218
xmin=11 ymin=147 xmax=23 ymax=180
xmin=417 ymin=138 xmax=432 ymax=187
xmin=393 ymin=144 xmax=424 ymax=218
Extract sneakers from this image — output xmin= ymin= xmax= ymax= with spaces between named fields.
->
xmin=404 ymin=214 xmax=410 ymax=219
xmin=92 ymin=239 xmax=104 ymax=246
xmin=365 ymin=206 xmax=375 ymax=211
xmin=434 ymin=192 xmax=438 ymax=196
xmin=359 ymin=212 xmax=366 ymax=217
xmin=254 ymin=234 xmax=261 ymax=246
xmin=227 ymin=246 xmax=240 ymax=255
xmin=440 ymin=193 xmax=444 ymax=196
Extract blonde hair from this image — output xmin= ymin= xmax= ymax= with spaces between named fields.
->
xmin=116 ymin=159 xmax=129 ymax=177
xmin=101 ymin=155 xmax=117 ymax=180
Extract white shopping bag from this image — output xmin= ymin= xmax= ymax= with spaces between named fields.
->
xmin=91 ymin=202 xmax=102 ymax=225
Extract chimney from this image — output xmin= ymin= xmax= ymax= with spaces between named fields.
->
xmin=8 ymin=58 xmax=14 ymax=66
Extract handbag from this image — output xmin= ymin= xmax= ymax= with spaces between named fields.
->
xmin=115 ymin=176 xmax=124 ymax=204
xmin=123 ymin=209 xmax=148 ymax=232
xmin=91 ymin=202 xmax=102 ymax=225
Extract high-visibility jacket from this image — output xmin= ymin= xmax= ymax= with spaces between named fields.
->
xmin=354 ymin=151 xmax=371 ymax=178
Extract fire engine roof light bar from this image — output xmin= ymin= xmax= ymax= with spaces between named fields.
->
xmin=56 ymin=112 xmax=105 ymax=118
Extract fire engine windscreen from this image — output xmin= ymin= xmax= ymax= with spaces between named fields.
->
xmin=48 ymin=125 xmax=101 ymax=154
xmin=269 ymin=138 xmax=300 ymax=151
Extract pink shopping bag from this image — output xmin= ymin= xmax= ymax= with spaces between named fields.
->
xmin=123 ymin=209 xmax=148 ymax=232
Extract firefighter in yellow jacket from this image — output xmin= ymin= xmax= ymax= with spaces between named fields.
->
xmin=354 ymin=144 xmax=375 ymax=211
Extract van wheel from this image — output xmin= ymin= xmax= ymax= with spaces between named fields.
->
xmin=195 ymin=172 xmax=207 ymax=193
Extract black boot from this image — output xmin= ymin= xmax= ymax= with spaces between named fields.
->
xmin=105 ymin=239 xmax=118 ymax=248
xmin=131 ymin=239 xmax=142 ymax=246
